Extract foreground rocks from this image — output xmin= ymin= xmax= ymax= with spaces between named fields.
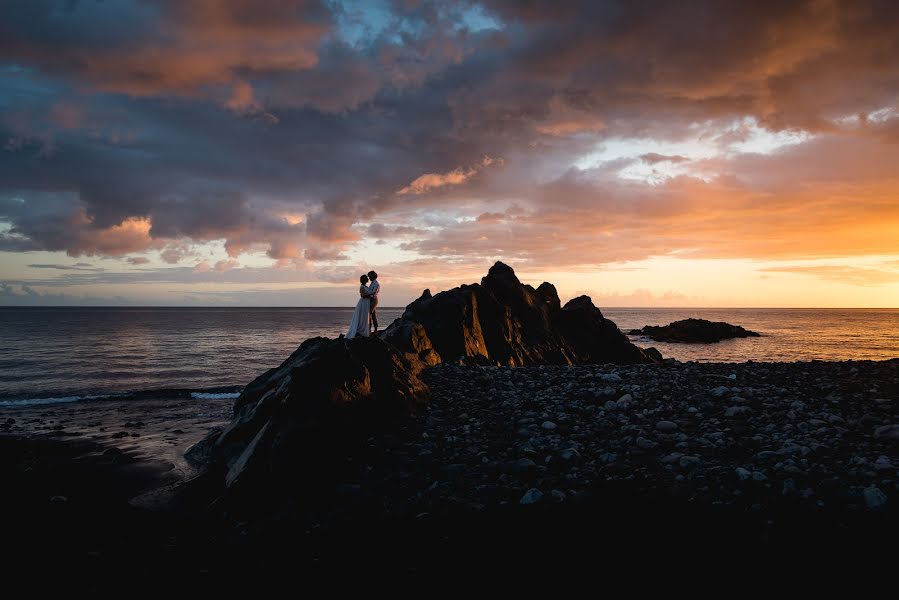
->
xmin=631 ymin=318 xmax=761 ymax=343
xmin=278 ymin=359 xmax=896 ymax=520
xmin=191 ymin=357 xmax=897 ymax=522
xmin=384 ymin=261 xmax=661 ymax=366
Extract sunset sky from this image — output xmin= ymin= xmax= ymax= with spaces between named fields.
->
xmin=2 ymin=0 xmax=899 ymax=307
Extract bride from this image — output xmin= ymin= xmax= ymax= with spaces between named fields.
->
xmin=346 ymin=274 xmax=372 ymax=339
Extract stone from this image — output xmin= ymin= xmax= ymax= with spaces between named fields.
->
xmin=782 ymin=479 xmax=797 ymax=495
xmin=725 ymin=406 xmax=752 ymax=418
xmin=863 ymin=486 xmax=887 ymax=509
xmin=874 ymin=455 xmax=893 ymax=471
xmin=655 ymin=420 xmax=678 ymax=433
xmin=661 ymin=453 xmax=683 ymax=465
xmin=735 ymin=467 xmax=751 ymax=481
xmin=679 ymin=455 xmax=701 ymax=469
xmin=520 ymin=488 xmax=543 ymax=505
xmin=710 ymin=386 xmax=731 ymax=398
xmin=560 ymin=448 xmax=581 ymax=461
xmin=511 ymin=458 xmax=537 ymax=473
xmin=542 ymin=421 xmax=558 ymax=431
xmin=874 ymin=424 xmax=899 ymax=440
xmin=636 ymin=436 xmax=657 ymax=450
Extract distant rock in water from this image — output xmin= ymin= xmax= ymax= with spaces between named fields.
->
xmin=630 ymin=318 xmax=760 ymax=343
xmin=383 ymin=261 xmax=661 ymax=366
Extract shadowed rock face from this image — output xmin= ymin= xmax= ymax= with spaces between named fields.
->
xmin=186 ymin=336 xmax=429 ymax=495
xmin=383 ymin=261 xmax=660 ymax=366
xmin=630 ymin=318 xmax=761 ymax=344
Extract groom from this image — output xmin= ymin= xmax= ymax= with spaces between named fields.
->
xmin=366 ymin=270 xmax=380 ymax=333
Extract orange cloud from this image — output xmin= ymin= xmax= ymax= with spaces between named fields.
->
xmin=67 ymin=216 xmax=161 ymax=257
xmin=397 ymin=156 xmax=502 ymax=195
xmin=757 ymin=264 xmax=899 ymax=286
xmin=397 ymin=166 xmax=477 ymax=195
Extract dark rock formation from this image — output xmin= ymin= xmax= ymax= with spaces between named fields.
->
xmin=383 ymin=261 xmax=660 ymax=366
xmin=185 ymin=336 xmax=429 ymax=500
xmin=184 ymin=262 xmax=658 ymax=512
xmin=630 ymin=318 xmax=761 ymax=343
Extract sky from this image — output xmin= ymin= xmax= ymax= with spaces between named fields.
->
xmin=1 ymin=0 xmax=899 ymax=307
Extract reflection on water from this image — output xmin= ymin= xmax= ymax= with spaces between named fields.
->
xmin=0 ymin=307 xmax=405 ymax=401
xmin=0 ymin=307 xmax=896 ymax=401
xmin=605 ymin=307 xmax=899 ymax=363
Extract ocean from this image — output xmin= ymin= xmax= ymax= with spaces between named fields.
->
xmin=0 ymin=307 xmax=896 ymax=405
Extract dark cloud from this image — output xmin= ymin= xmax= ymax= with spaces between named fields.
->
xmin=641 ymin=153 xmax=689 ymax=164
xmin=27 ymin=263 xmax=104 ymax=271
xmin=1 ymin=0 xmax=898 ymax=286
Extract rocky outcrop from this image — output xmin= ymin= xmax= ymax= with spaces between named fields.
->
xmin=184 ymin=262 xmax=658 ymax=512
xmin=185 ymin=336 xmax=429 ymax=499
xmin=382 ymin=261 xmax=660 ymax=366
xmin=630 ymin=318 xmax=760 ymax=343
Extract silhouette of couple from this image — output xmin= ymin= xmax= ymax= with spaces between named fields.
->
xmin=346 ymin=270 xmax=380 ymax=339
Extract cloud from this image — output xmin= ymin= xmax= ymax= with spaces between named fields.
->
xmin=28 ymin=263 xmax=104 ymax=272
xmin=397 ymin=166 xmax=476 ymax=195
xmin=758 ymin=264 xmax=899 ymax=286
xmin=0 ymin=1 xmax=330 ymax=104
xmin=586 ymin=288 xmax=706 ymax=308
xmin=641 ymin=153 xmax=689 ymax=164
xmin=1 ymin=0 xmax=899 ymax=305
xmin=213 ymin=258 xmax=240 ymax=272
xmin=363 ymin=224 xmax=425 ymax=239
xmin=397 ymin=155 xmax=502 ymax=195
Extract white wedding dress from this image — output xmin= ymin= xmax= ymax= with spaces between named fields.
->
xmin=346 ymin=284 xmax=371 ymax=339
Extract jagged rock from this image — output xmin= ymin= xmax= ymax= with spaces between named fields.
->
xmin=630 ymin=318 xmax=760 ymax=343
xmin=185 ymin=336 xmax=429 ymax=500
xmin=382 ymin=261 xmax=660 ymax=366
xmin=379 ymin=319 xmax=442 ymax=370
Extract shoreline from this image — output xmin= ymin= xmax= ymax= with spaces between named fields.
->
xmin=1 ymin=358 xmax=896 ymax=587
xmin=3 ymin=355 xmax=897 ymax=408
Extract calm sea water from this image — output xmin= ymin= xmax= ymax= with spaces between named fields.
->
xmin=0 ymin=307 xmax=896 ymax=405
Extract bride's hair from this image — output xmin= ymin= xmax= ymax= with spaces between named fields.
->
xmin=359 ymin=274 xmax=369 ymax=284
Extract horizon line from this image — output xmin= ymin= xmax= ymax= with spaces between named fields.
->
xmin=1 ymin=305 xmax=897 ymax=310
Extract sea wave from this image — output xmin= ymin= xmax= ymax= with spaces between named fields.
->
xmin=0 ymin=395 xmax=87 ymax=407
xmin=0 ymin=387 xmax=242 ymax=408
xmin=190 ymin=392 xmax=241 ymax=400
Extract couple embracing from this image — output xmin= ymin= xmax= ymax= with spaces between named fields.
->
xmin=346 ymin=270 xmax=380 ymax=339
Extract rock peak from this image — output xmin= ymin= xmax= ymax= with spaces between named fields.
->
xmin=482 ymin=261 xmax=520 ymax=288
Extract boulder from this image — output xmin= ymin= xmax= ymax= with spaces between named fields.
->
xmin=185 ymin=336 xmax=429 ymax=502
xmin=382 ymin=261 xmax=660 ymax=366
xmin=630 ymin=318 xmax=760 ymax=343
